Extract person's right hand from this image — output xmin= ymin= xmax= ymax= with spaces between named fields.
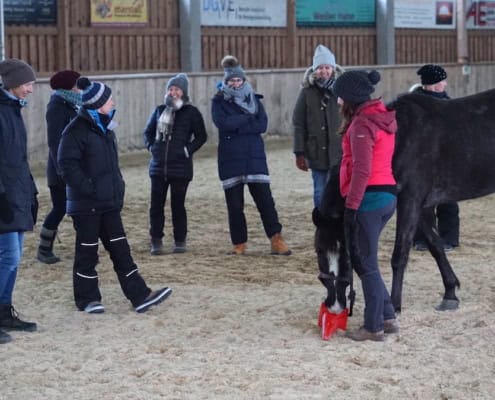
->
xmin=0 ymin=193 xmax=14 ymax=224
xmin=295 ymin=155 xmax=308 ymax=171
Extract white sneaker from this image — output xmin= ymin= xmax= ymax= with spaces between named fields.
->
xmin=84 ymin=301 xmax=105 ymax=314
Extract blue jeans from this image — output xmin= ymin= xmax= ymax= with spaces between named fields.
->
xmin=356 ymin=200 xmax=396 ymax=332
xmin=311 ymin=169 xmax=330 ymax=208
xmin=0 ymin=232 xmax=24 ymax=304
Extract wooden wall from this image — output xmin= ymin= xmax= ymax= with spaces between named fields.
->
xmin=3 ymin=1 xmax=495 ymax=76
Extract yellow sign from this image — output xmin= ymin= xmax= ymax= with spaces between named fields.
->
xmin=91 ymin=0 xmax=148 ymax=26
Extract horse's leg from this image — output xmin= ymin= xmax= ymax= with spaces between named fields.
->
xmin=391 ymin=194 xmax=421 ymax=313
xmin=418 ymin=212 xmax=460 ymax=311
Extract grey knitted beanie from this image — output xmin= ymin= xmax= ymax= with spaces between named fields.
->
xmin=0 ymin=58 xmax=36 ymax=89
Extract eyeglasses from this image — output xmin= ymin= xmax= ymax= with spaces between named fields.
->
xmin=228 ymin=78 xmax=244 ymax=83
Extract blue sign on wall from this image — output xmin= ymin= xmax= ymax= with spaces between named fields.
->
xmin=5 ymin=0 xmax=57 ymax=25
xmin=296 ymin=0 xmax=375 ymax=27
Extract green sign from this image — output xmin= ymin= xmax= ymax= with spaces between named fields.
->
xmin=296 ymin=0 xmax=375 ymax=27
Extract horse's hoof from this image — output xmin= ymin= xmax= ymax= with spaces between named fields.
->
xmin=435 ymin=299 xmax=459 ymax=311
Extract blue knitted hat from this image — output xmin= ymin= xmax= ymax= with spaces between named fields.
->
xmin=77 ymin=77 xmax=112 ymax=109
xmin=221 ymin=55 xmax=246 ymax=82
xmin=333 ymin=70 xmax=381 ymax=105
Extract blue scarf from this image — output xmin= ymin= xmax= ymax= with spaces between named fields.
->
xmin=221 ymin=81 xmax=258 ymax=114
xmin=55 ymin=89 xmax=83 ymax=107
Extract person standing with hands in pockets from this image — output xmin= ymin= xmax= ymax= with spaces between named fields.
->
xmin=333 ymin=69 xmax=399 ymax=341
xmin=0 ymin=59 xmax=38 ymax=344
xmin=143 ymin=73 xmax=207 ymax=255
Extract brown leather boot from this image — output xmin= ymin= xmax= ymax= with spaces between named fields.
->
xmin=384 ymin=319 xmax=399 ymax=334
xmin=231 ymin=243 xmax=247 ymax=255
xmin=270 ymin=233 xmax=291 ymax=255
xmin=346 ymin=326 xmax=384 ymax=342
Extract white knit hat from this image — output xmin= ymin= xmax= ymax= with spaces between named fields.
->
xmin=312 ymin=45 xmax=336 ymax=70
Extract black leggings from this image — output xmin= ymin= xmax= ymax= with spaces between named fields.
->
xmin=42 ymin=183 xmax=66 ymax=230
xmin=149 ymin=176 xmax=189 ymax=242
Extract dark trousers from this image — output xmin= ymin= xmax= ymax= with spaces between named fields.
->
xmin=224 ymin=182 xmax=282 ymax=245
xmin=42 ymin=183 xmax=66 ymax=230
xmin=356 ymin=200 xmax=397 ymax=332
xmin=72 ymin=210 xmax=151 ymax=310
xmin=414 ymin=201 xmax=460 ymax=246
xmin=149 ymin=176 xmax=189 ymax=243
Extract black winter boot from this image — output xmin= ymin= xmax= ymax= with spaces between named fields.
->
xmin=150 ymin=237 xmax=163 ymax=255
xmin=0 ymin=304 xmax=37 ymax=332
xmin=0 ymin=328 xmax=12 ymax=344
xmin=37 ymin=226 xmax=61 ymax=264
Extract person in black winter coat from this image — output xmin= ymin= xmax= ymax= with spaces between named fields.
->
xmin=411 ymin=64 xmax=460 ymax=252
xmin=37 ymin=70 xmax=82 ymax=264
xmin=0 ymin=58 xmax=38 ymax=344
xmin=211 ymin=55 xmax=291 ymax=256
xmin=58 ymin=77 xmax=172 ymax=314
xmin=143 ymin=73 xmax=207 ymax=255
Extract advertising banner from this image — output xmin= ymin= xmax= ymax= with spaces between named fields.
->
xmin=201 ymin=0 xmax=286 ymax=27
xmin=91 ymin=0 xmax=148 ymax=26
xmin=296 ymin=0 xmax=375 ymax=27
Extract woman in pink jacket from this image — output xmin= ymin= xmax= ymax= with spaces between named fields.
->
xmin=333 ymin=70 xmax=399 ymax=341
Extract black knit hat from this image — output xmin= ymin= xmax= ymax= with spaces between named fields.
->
xmin=417 ymin=64 xmax=447 ymax=85
xmin=77 ymin=77 xmax=112 ymax=109
xmin=333 ymin=70 xmax=381 ymax=105
xmin=0 ymin=58 xmax=36 ymax=89
xmin=50 ymin=70 xmax=80 ymax=90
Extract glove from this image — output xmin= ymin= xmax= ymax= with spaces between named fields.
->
xmin=343 ymin=207 xmax=363 ymax=275
xmin=0 ymin=193 xmax=14 ymax=224
xmin=295 ymin=155 xmax=308 ymax=171
xmin=32 ymin=195 xmax=39 ymax=225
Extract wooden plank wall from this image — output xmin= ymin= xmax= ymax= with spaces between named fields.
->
xmin=3 ymin=0 xmax=495 ymax=75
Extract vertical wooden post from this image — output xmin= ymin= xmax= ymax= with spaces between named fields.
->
xmin=57 ymin=0 xmax=70 ymax=70
xmin=286 ymin=0 xmax=296 ymax=68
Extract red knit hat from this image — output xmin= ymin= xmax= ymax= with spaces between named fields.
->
xmin=49 ymin=70 xmax=81 ymax=90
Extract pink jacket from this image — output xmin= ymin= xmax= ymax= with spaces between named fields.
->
xmin=340 ymin=99 xmax=397 ymax=210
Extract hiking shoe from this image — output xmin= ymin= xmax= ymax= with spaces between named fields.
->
xmin=84 ymin=301 xmax=105 ymax=314
xmin=270 ymin=233 xmax=291 ymax=255
xmin=150 ymin=238 xmax=163 ymax=255
xmin=384 ymin=319 xmax=399 ymax=334
xmin=0 ymin=305 xmax=37 ymax=332
xmin=346 ymin=326 xmax=384 ymax=342
xmin=0 ymin=328 xmax=12 ymax=344
xmin=413 ymin=242 xmax=428 ymax=251
xmin=135 ymin=287 xmax=172 ymax=313
xmin=443 ymin=243 xmax=454 ymax=252
xmin=231 ymin=243 xmax=247 ymax=255
xmin=173 ymin=241 xmax=187 ymax=254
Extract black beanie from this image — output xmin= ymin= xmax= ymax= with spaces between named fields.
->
xmin=417 ymin=64 xmax=447 ymax=85
xmin=50 ymin=70 xmax=80 ymax=90
xmin=77 ymin=77 xmax=112 ymax=110
xmin=333 ymin=70 xmax=381 ymax=105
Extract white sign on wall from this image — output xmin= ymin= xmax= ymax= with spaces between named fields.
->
xmin=395 ymin=0 xmax=456 ymax=29
xmin=395 ymin=0 xmax=495 ymax=29
xmin=201 ymin=0 xmax=287 ymax=27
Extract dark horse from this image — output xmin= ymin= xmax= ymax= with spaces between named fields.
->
xmin=313 ymin=88 xmax=495 ymax=314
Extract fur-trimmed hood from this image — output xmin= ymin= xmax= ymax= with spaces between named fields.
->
xmin=300 ymin=64 xmax=345 ymax=88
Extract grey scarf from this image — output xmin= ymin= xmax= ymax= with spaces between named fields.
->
xmin=156 ymin=95 xmax=185 ymax=142
xmin=221 ymin=81 xmax=258 ymax=114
